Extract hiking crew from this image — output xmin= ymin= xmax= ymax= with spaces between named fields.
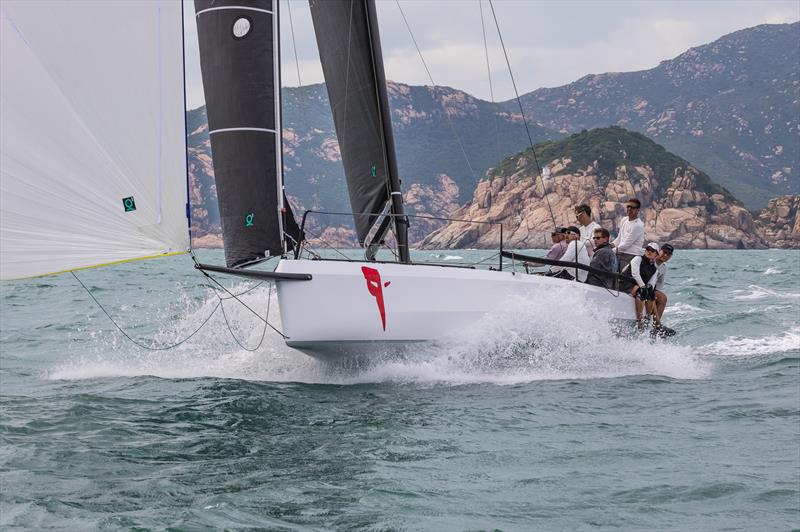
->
xmin=546 ymin=226 xmax=590 ymax=282
xmin=545 ymin=228 xmax=568 ymax=261
xmin=651 ymin=243 xmax=674 ymax=327
xmin=628 ymin=243 xmax=660 ymax=325
xmin=575 ymin=204 xmax=601 ymax=258
xmin=585 ymin=228 xmax=618 ymax=289
xmin=612 ymin=198 xmax=645 ymax=273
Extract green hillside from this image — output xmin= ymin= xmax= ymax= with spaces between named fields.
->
xmin=492 ymin=126 xmax=738 ymax=203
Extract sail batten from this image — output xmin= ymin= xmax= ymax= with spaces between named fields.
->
xmin=195 ymin=0 xmax=300 ymax=268
xmin=0 ymin=1 xmax=189 ymax=281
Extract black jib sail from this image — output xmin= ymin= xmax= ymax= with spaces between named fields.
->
xmin=194 ymin=0 xmax=300 ymax=268
xmin=309 ymin=0 xmax=410 ymax=262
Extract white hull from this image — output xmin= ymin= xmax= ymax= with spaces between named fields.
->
xmin=275 ymin=259 xmax=636 ymax=359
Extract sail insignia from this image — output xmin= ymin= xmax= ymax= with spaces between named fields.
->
xmin=194 ymin=0 xmax=301 ymax=269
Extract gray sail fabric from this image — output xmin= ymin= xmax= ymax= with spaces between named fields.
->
xmin=195 ymin=0 xmax=292 ymax=268
xmin=309 ymin=0 xmax=401 ymax=245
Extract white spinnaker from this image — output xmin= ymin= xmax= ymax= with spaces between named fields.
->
xmin=0 ymin=1 xmax=188 ymax=280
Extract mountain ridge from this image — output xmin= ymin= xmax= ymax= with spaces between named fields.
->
xmin=508 ymin=21 xmax=799 ymax=208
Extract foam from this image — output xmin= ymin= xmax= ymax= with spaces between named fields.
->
xmin=697 ymin=327 xmax=800 ymax=357
xmin=52 ymin=282 xmax=711 ymax=385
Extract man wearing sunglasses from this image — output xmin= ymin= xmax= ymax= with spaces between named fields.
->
xmin=585 ymin=227 xmax=618 ymax=288
xmin=612 ymin=198 xmax=645 ymax=273
xmin=575 ymin=204 xmax=601 ymax=257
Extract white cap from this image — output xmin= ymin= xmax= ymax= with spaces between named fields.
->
xmin=645 ymin=242 xmax=660 ymax=252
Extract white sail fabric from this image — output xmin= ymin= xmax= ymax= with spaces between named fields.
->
xmin=0 ymin=1 xmax=188 ymax=280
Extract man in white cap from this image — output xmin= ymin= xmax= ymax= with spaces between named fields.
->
xmin=626 ymin=242 xmax=660 ymax=327
xmin=612 ymin=198 xmax=645 ymax=273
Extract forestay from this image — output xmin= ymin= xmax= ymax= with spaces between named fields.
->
xmin=0 ymin=0 xmax=189 ymax=280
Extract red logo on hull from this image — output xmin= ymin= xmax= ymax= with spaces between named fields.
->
xmin=361 ymin=266 xmax=390 ymax=331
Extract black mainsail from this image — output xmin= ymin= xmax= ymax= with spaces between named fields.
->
xmin=194 ymin=0 xmax=300 ymax=268
xmin=309 ymin=0 xmax=410 ymax=262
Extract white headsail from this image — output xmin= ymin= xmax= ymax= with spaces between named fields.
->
xmin=0 ymin=0 xmax=189 ymax=280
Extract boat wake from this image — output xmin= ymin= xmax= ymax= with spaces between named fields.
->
xmin=50 ymin=283 xmax=710 ymax=384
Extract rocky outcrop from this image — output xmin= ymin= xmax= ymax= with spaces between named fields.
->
xmin=403 ymin=174 xmax=460 ymax=244
xmin=755 ymin=195 xmax=800 ymax=248
xmin=421 ymin=157 xmax=766 ymax=250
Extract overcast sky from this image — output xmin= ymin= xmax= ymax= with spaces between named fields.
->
xmin=183 ymin=0 xmax=799 ymax=110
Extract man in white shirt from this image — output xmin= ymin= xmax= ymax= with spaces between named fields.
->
xmin=546 ymin=226 xmax=590 ymax=282
xmin=575 ymin=204 xmax=601 ymax=257
xmin=612 ymin=198 xmax=645 ymax=273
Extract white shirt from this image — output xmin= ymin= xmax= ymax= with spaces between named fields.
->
xmin=579 ymin=221 xmax=601 ymax=257
xmin=613 ymin=217 xmax=645 ymax=255
xmin=651 ymin=261 xmax=668 ymax=290
xmin=551 ymin=240 xmax=590 ymax=282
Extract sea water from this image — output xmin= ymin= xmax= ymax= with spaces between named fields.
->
xmin=1 ymin=250 xmax=798 ymax=530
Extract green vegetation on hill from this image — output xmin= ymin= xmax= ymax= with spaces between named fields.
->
xmin=492 ymin=126 xmax=738 ymax=203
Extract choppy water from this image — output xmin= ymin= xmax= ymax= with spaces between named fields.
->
xmin=1 ymin=250 xmax=798 ymax=530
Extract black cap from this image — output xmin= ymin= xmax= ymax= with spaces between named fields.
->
xmin=565 ymin=225 xmax=580 ymax=236
xmin=551 ymin=227 xmax=565 ymax=235
xmin=662 ymin=243 xmax=674 ymax=254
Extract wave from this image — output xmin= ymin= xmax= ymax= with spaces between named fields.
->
xmin=763 ymin=267 xmax=782 ymax=275
xmin=731 ymin=285 xmax=800 ymax=301
xmin=697 ymin=327 xmax=800 ymax=357
xmin=51 ymin=283 xmax=710 ymax=385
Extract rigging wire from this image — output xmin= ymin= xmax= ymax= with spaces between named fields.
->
xmin=286 ymin=0 xmax=302 ymax=86
xmin=217 ymin=283 xmax=272 ymax=351
xmin=394 ymin=0 xmax=480 ymax=186
xmin=194 ymin=261 xmax=288 ymax=339
xmin=70 ymin=271 xmax=221 ymax=351
xmin=487 ymin=0 xmax=557 ymax=231
xmin=479 ymin=0 xmax=502 ymax=167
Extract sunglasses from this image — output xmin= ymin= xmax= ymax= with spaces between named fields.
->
xmin=626 ymin=206 xmax=639 ymax=210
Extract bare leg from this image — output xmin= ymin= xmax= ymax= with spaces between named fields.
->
xmin=655 ymin=291 xmax=667 ymax=320
xmin=646 ymin=300 xmax=659 ymax=325
xmin=632 ymin=287 xmax=644 ymax=319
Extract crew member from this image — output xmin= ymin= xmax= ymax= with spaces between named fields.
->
xmin=546 ymin=226 xmax=590 ymax=282
xmin=585 ymin=228 xmax=618 ymax=288
xmin=545 ymin=227 xmax=568 ymax=260
xmin=612 ymin=198 xmax=645 ymax=273
xmin=651 ymin=243 xmax=674 ymax=328
xmin=628 ymin=242 xmax=660 ymax=326
xmin=575 ymin=204 xmax=601 ymax=257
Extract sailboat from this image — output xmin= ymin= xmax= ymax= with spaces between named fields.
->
xmin=0 ymin=0 xmax=636 ymax=361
